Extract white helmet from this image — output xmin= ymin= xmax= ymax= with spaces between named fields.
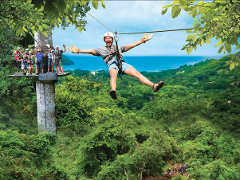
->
xmin=103 ymin=32 xmax=114 ymax=41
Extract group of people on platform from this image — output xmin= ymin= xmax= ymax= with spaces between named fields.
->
xmin=13 ymin=45 xmax=66 ymax=75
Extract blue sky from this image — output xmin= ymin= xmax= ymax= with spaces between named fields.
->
xmin=52 ymin=1 xmax=238 ymax=57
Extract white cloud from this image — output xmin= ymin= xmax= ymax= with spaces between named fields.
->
xmin=52 ymin=1 xmax=238 ymax=56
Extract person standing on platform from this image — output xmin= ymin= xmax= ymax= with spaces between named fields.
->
xmin=51 ymin=50 xmax=55 ymax=73
xmin=42 ymin=50 xmax=48 ymax=73
xmin=24 ymin=49 xmax=29 ymax=59
xmin=32 ymin=49 xmax=38 ymax=74
xmin=54 ymin=45 xmax=66 ymax=74
xmin=36 ymin=49 xmax=44 ymax=75
xmin=21 ymin=55 xmax=28 ymax=74
xmin=12 ymin=47 xmax=22 ymax=71
xmin=48 ymin=49 xmax=54 ymax=72
xmin=27 ymin=51 xmax=34 ymax=75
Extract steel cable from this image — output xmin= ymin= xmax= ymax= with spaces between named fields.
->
xmin=87 ymin=12 xmax=193 ymax=35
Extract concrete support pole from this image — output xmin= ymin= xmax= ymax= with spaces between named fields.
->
xmin=36 ymin=80 xmax=56 ymax=134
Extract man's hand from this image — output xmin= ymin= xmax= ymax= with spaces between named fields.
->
xmin=68 ymin=44 xmax=80 ymax=53
xmin=63 ymin=44 xmax=66 ymax=52
xmin=141 ymin=33 xmax=153 ymax=43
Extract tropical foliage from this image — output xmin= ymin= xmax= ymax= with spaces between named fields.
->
xmin=1 ymin=53 xmax=240 ymax=179
xmin=0 ymin=0 xmax=105 ymax=37
xmin=0 ymin=130 xmax=69 ymax=180
xmin=161 ymin=0 xmax=240 ymax=70
xmin=1 ymin=0 xmax=240 ymax=179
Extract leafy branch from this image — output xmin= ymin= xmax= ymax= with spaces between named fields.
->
xmin=0 ymin=0 xmax=105 ymax=38
xmin=161 ymin=0 xmax=240 ymax=70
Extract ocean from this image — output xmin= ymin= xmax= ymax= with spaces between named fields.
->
xmin=62 ymin=55 xmax=222 ymax=72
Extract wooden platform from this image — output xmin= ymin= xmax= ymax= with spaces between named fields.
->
xmin=56 ymin=72 xmax=70 ymax=76
xmin=7 ymin=72 xmax=70 ymax=78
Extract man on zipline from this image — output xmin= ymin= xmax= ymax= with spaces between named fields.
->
xmin=68 ymin=32 xmax=164 ymax=99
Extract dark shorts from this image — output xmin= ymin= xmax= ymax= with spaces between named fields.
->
xmin=55 ymin=59 xmax=62 ymax=66
xmin=37 ymin=62 xmax=43 ymax=69
xmin=55 ymin=59 xmax=59 ymax=66
xmin=15 ymin=61 xmax=21 ymax=68
xmin=29 ymin=59 xmax=33 ymax=65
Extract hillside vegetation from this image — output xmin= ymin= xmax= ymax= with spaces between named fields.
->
xmin=0 ymin=55 xmax=240 ymax=180
xmin=62 ymin=54 xmax=74 ymax=65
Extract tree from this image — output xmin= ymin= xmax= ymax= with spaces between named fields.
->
xmin=0 ymin=0 xmax=105 ymax=40
xmin=33 ymin=2 xmax=92 ymax=50
xmin=0 ymin=130 xmax=69 ymax=179
xmin=161 ymin=0 xmax=240 ymax=70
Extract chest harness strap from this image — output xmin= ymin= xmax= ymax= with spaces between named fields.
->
xmin=103 ymin=45 xmax=116 ymax=64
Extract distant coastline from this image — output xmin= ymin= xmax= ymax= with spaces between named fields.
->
xmin=62 ymin=54 xmax=74 ymax=65
xmin=62 ymin=55 xmax=223 ymax=72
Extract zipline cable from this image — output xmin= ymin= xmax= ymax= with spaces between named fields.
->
xmin=87 ymin=12 xmax=115 ymax=33
xmin=87 ymin=12 xmax=193 ymax=35
xmin=117 ymin=28 xmax=193 ymax=35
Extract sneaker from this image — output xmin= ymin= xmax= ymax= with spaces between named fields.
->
xmin=109 ymin=90 xmax=117 ymax=99
xmin=153 ymin=81 xmax=164 ymax=92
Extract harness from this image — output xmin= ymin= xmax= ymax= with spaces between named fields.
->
xmin=55 ymin=50 xmax=62 ymax=59
xmin=103 ymin=36 xmax=125 ymax=79
xmin=103 ymin=45 xmax=116 ymax=64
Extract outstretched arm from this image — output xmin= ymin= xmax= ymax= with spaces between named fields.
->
xmin=125 ymin=33 xmax=153 ymax=52
xmin=68 ymin=45 xmax=96 ymax=56
xmin=78 ymin=49 xmax=96 ymax=55
xmin=125 ymin=40 xmax=142 ymax=52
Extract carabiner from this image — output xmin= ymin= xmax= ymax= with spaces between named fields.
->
xmin=114 ymin=36 xmax=119 ymax=42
